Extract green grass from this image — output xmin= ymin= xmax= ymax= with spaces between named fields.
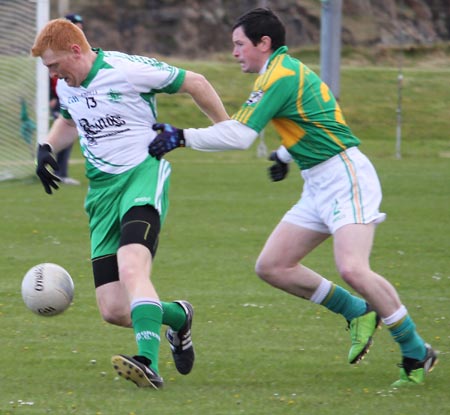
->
xmin=0 ymin=58 xmax=449 ymax=415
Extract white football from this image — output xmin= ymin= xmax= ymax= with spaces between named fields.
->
xmin=21 ymin=263 xmax=74 ymax=316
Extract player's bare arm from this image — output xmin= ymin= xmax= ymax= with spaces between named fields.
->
xmin=45 ymin=116 xmax=78 ymax=153
xmin=178 ymin=71 xmax=229 ymax=123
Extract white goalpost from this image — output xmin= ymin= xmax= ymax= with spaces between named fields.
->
xmin=36 ymin=0 xmax=50 ymax=145
xmin=0 ymin=0 xmax=49 ymax=181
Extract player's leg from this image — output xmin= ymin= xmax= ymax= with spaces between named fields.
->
xmin=334 ymin=223 xmax=437 ymax=384
xmin=93 ymin=251 xmax=163 ymax=388
xmin=90 ymin=206 xmax=164 ymax=388
xmin=93 ymin=206 xmax=192 ymax=383
xmin=113 ymin=205 xmax=163 ymax=382
xmin=115 ymin=205 xmax=195 ymax=382
xmin=86 ymin=163 xmax=165 ymax=388
xmin=334 ymin=223 xmax=401 ymax=315
xmin=113 ymin=243 xmax=163 ymax=386
xmin=331 ymin=144 xmax=437 ymax=383
xmin=255 ymin=221 xmax=329 ymax=298
xmin=257 ymin=148 xmax=384 ymax=363
xmin=332 ymin=223 xmax=389 ymax=363
xmin=256 ymin=220 xmax=370 ymax=325
xmin=94 ymin=254 xmax=131 ymax=327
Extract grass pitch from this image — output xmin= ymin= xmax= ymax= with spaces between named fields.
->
xmin=0 ymin=58 xmax=449 ymax=414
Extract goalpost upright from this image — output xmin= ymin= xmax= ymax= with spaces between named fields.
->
xmin=36 ymin=0 xmax=50 ymax=145
xmin=0 ymin=0 xmax=49 ymax=181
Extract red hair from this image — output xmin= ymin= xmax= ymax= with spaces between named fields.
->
xmin=31 ymin=18 xmax=90 ymax=57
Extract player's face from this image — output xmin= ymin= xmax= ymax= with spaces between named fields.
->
xmin=232 ymin=26 xmax=266 ymax=73
xmin=41 ymin=47 xmax=83 ymax=87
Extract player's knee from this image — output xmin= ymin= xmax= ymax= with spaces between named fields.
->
xmin=255 ymin=255 xmax=277 ymax=282
xmin=99 ymin=306 xmax=131 ymax=327
xmin=338 ymin=262 xmax=370 ymax=292
xmin=255 ymin=256 xmax=268 ymax=280
xmin=95 ymin=270 xmax=131 ymax=327
xmin=338 ymin=264 xmax=357 ymax=284
xmin=96 ymin=293 xmax=131 ymax=327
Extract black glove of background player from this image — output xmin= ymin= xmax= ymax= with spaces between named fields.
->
xmin=36 ymin=144 xmax=61 ymax=194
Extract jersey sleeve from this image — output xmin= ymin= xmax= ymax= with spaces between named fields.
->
xmin=59 ymin=108 xmax=72 ymax=119
xmin=184 ymin=120 xmax=258 ymax=151
xmin=124 ymin=57 xmax=186 ymax=95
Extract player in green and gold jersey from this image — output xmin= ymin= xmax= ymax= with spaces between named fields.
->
xmin=149 ymin=8 xmax=437 ymax=387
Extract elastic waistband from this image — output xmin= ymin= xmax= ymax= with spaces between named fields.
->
xmin=301 ymin=146 xmax=360 ymax=180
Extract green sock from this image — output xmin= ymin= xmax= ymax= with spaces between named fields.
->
xmin=321 ymin=284 xmax=367 ymax=321
xmin=161 ymin=301 xmax=186 ymax=331
xmin=388 ymin=315 xmax=426 ymax=360
xmin=131 ymin=301 xmax=162 ymax=373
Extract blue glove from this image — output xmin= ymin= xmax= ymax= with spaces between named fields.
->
xmin=36 ymin=144 xmax=61 ymax=194
xmin=268 ymin=151 xmax=289 ymax=182
xmin=149 ymin=123 xmax=185 ymax=160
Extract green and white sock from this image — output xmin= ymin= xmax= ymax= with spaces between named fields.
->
xmin=130 ymin=299 xmax=162 ymax=374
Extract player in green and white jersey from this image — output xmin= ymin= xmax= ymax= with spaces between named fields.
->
xmin=148 ymin=8 xmax=437 ymax=387
xmin=32 ymin=18 xmax=229 ymax=389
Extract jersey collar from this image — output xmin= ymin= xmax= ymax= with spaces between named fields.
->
xmin=81 ymin=48 xmax=112 ymax=88
xmin=260 ymin=46 xmax=289 ymax=74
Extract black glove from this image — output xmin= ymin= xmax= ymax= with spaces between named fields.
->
xmin=148 ymin=123 xmax=185 ymax=160
xmin=268 ymin=151 xmax=289 ymax=182
xmin=36 ymin=144 xmax=61 ymax=194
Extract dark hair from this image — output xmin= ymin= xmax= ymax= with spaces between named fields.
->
xmin=65 ymin=13 xmax=83 ymax=24
xmin=232 ymin=8 xmax=285 ymax=51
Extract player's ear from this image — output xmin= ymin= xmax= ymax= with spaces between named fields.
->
xmin=259 ymin=35 xmax=272 ymax=52
xmin=70 ymin=43 xmax=82 ymax=56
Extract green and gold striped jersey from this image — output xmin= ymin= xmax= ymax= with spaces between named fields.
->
xmin=232 ymin=46 xmax=360 ymax=170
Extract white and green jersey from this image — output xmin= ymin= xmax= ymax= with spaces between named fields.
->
xmin=58 ymin=48 xmax=185 ymax=181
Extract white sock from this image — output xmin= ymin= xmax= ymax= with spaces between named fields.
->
xmin=130 ymin=298 xmax=161 ymax=312
xmin=310 ymin=278 xmax=332 ymax=304
xmin=382 ymin=304 xmax=407 ymax=326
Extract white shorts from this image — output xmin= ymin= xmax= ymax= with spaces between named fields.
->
xmin=282 ymin=147 xmax=386 ymax=234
